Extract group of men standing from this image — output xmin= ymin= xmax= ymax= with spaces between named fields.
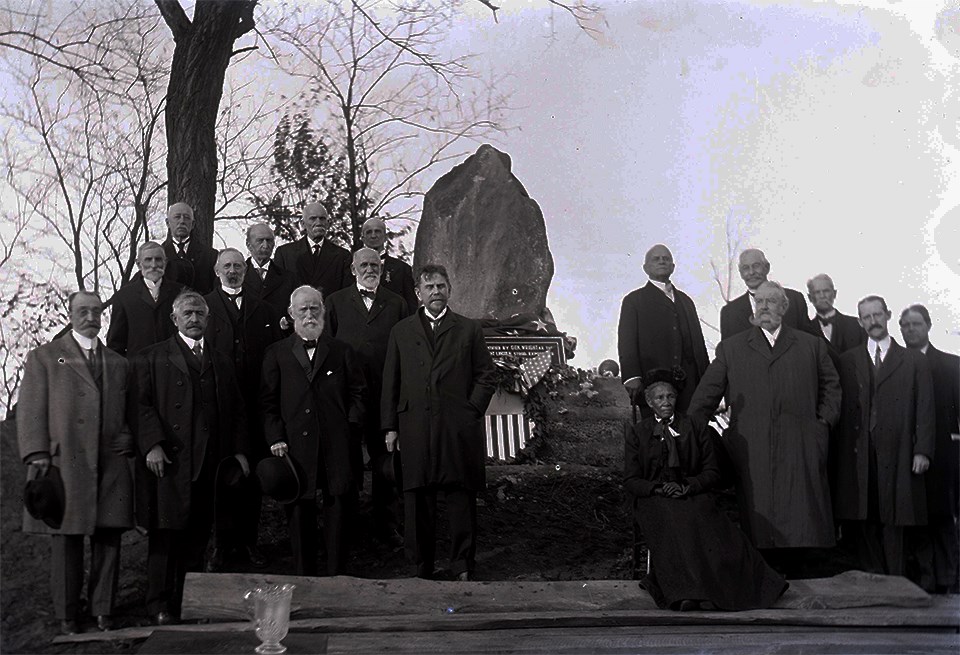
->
xmin=17 ymin=201 xmax=495 ymax=635
xmin=618 ymin=245 xmax=959 ymax=593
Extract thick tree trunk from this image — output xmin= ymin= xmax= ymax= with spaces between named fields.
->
xmin=156 ymin=0 xmax=256 ymax=248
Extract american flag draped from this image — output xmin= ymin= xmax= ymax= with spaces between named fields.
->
xmin=520 ymin=349 xmax=553 ymax=390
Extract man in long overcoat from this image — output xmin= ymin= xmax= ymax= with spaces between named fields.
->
xmin=834 ymin=296 xmax=935 ymax=577
xmin=617 ymin=244 xmax=709 ymax=415
xmin=381 ymin=264 xmax=497 ymax=580
xmin=161 ymin=202 xmax=218 ymax=295
xmin=690 ymin=281 xmax=841 ymax=559
xmin=325 ymin=248 xmax=410 ymax=544
xmin=261 ymin=285 xmax=366 ymax=576
xmin=243 ymin=223 xmax=296 ymax=329
xmin=134 ymin=291 xmax=250 ymax=624
xmin=900 ymin=303 xmax=959 ymax=592
xmin=719 ymin=249 xmax=811 ymax=340
xmin=18 ymin=291 xmax=135 ymax=634
xmin=204 ymin=248 xmax=282 ymax=569
xmin=273 ymin=203 xmax=351 ymax=297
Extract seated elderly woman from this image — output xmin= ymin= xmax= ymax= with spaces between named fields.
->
xmin=624 ymin=368 xmax=788 ymax=611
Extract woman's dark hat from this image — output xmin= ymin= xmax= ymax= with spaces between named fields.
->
xmin=642 ymin=367 xmax=686 ymax=392
xmin=25 ymin=465 xmax=65 ymax=529
xmin=256 ymin=455 xmax=302 ymax=504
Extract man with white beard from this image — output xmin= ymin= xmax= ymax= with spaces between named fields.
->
xmin=260 ymin=285 xmax=366 ymax=575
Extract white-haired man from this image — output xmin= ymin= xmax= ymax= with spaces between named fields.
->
xmin=274 ymin=203 xmax=351 ymax=297
xmin=720 ymin=249 xmax=810 ymax=340
xmin=806 ymin=273 xmax=865 ymax=360
xmin=361 ymin=217 xmax=417 ymax=309
xmin=161 ymin=202 xmax=218 ymax=294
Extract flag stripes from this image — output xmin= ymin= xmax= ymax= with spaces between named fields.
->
xmin=485 ymin=413 xmax=535 ymax=460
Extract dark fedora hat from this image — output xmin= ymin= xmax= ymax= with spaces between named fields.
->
xmin=642 ymin=366 xmax=687 ymax=393
xmin=371 ymin=451 xmax=403 ymax=488
xmin=216 ymin=455 xmax=246 ymax=491
xmin=256 ymin=455 xmax=301 ymax=505
xmin=25 ymin=465 xmax=65 ymax=529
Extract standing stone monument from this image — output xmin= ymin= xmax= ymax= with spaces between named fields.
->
xmin=414 ymin=144 xmax=554 ymax=320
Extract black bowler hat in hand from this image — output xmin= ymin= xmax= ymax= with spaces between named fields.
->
xmin=256 ymin=455 xmax=302 ymax=505
xmin=371 ymin=451 xmax=403 ymax=489
xmin=25 ymin=465 xmax=65 ymax=529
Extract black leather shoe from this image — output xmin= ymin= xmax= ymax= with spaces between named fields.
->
xmin=60 ymin=619 xmax=80 ymax=635
xmin=153 ymin=611 xmax=176 ymax=626
xmin=456 ymin=571 xmax=473 ymax=582
xmin=244 ymin=545 xmax=267 ymax=568
xmin=96 ymin=615 xmax=114 ymax=632
xmin=206 ymin=547 xmax=226 ymax=572
xmin=677 ymin=599 xmax=700 ymax=612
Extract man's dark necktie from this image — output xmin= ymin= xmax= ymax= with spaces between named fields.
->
xmin=874 ymin=344 xmax=882 ymax=369
xmin=359 ymin=289 xmax=376 ymax=300
xmin=85 ymin=347 xmax=99 ymax=376
xmin=177 ymin=241 xmax=188 ymax=257
xmin=227 ymin=291 xmax=242 ymax=310
xmin=312 ymin=243 xmax=321 ymax=259
xmin=191 ymin=342 xmax=202 ymax=362
xmin=303 ymin=339 xmax=317 ymax=361
xmin=818 ymin=315 xmax=834 ymax=327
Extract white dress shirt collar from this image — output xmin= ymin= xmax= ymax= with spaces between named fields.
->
xmin=143 ymin=277 xmax=162 ymax=292
xmin=178 ymin=333 xmax=205 ymax=351
xmin=648 ymin=278 xmax=674 ymax=301
xmin=920 ymin=343 xmax=929 ymax=355
xmin=867 ymin=335 xmax=892 ymax=362
xmin=71 ymin=331 xmax=97 ymax=352
xmin=252 ymin=258 xmax=271 ymax=273
xmin=222 ymin=285 xmax=242 ymax=296
xmin=423 ymin=306 xmax=449 ymax=323
xmin=760 ymin=324 xmax=782 ymax=348
xmin=307 ymin=237 xmax=324 ymax=250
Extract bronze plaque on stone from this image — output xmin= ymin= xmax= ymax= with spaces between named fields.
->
xmin=484 ymin=335 xmax=566 ymax=366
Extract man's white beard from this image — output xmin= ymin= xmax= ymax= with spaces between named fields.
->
xmin=295 ymin=322 xmax=323 ymax=341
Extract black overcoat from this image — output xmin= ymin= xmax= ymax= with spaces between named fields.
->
xmin=162 ymin=237 xmax=218 ymax=295
xmin=106 ymin=276 xmax=184 ymax=359
xmin=274 ymin=237 xmax=351 ymax=298
xmin=926 ymin=345 xmax=959 ymax=519
xmin=260 ymin=334 xmax=365 ymax=497
xmin=381 ymin=310 xmax=497 ymax=492
xmin=243 ymin=258 xmax=297 ymax=326
xmin=381 ymin=254 xmax=418 ymax=311
xmin=719 ymin=288 xmax=811 ymax=340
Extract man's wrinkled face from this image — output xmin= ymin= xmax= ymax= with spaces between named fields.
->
xmin=290 ymin=290 xmax=324 ymax=340
xmin=899 ymin=310 xmax=929 ymax=349
xmin=352 ymin=251 xmax=381 ymax=290
xmin=738 ymin=252 xmax=770 ymax=291
xmin=858 ymin=300 xmax=890 ymax=341
xmin=807 ymin=278 xmax=837 ymax=314
xmin=138 ymin=246 xmax=166 ymax=282
xmin=752 ymin=285 xmax=787 ymax=331
xmin=642 ymin=246 xmax=675 ymax=283
xmin=645 ymin=382 xmax=677 ymax=419
xmin=246 ymin=225 xmax=275 ymax=264
xmin=416 ymin=274 xmax=450 ymax=315
xmin=70 ymin=294 xmax=103 ymax=338
xmin=167 ymin=204 xmax=194 ymax=241
xmin=302 ymin=206 xmax=329 ymax=242
xmin=216 ymin=251 xmax=245 ymax=289
xmin=362 ymin=221 xmax=386 ymax=250
xmin=172 ymin=300 xmax=208 ymax=339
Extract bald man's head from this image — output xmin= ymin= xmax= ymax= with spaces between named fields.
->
xmin=246 ymin=223 xmax=275 ymax=264
xmin=361 ymin=217 xmax=387 ymax=251
xmin=642 ymin=244 xmax=675 ymax=283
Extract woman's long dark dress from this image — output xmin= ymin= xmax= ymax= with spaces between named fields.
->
xmin=624 ymin=414 xmax=787 ymax=610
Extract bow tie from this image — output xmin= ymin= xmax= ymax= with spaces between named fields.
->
xmin=303 ymin=339 xmax=317 ymax=349
xmin=818 ymin=315 xmax=835 ymax=326
xmin=359 ymin=288 xmax=376 ymax=300
xmin=653 ymin=416 xmax=675 ymax=439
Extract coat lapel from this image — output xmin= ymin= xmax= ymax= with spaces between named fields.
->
xmin=311 ymin=339 xmax=330 ymax=379
xmin=768 ymin=326 xmax=797 ymax=364
xmin=876 ymin=340 xmax=904 ymax=387
xmin=643 ymin=281 xmax=674 ymax=310
xmin=288 ymin=334 xmax=319 ymax=382
xmin=137 ymin=279 xmax=156 ymax=309
xmin=367 ymin=288 xmax=388 ymax=323
xmin=56 ymin=336 xmax=98 ymax=390
xmin=434 ymin=310 xmax=456 ymax=344
xmin=168 ymin=336 xmax=189 ymax=375
xmin=746 ymin=328 xmax=772 ymax=361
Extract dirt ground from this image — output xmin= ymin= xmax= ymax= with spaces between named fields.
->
xmin=1 ymin=377 xmax=638 ymax=654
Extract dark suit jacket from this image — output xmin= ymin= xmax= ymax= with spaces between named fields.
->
xmin=926 ymin=345 xmax=960 ymax=518
xmin=106 ymin=276 xmax=184 ymax=359
xmin=623 ymin=414 xmax=721 ymax=499
xmin=381 ymin=254 xmax=418 ymax=311
xmin=381 ymin=309 xmax=497 ymax=492
xmin=835 ymin=340 xmax=935 ymax=526
xmin=261 ymin=334 xmax=365 ymax=497
xmin=243 ymin=258 xmax=296 ymax=326
xmin=617 ymin=282 xmax=709 ymax=406
xmin=811 ymin=310 xmax=866 ymax=365
xmin=133 ymin=335 xmax=249 ymax=529
xmin=162 ymin=237 xmax=218 ymax=295
xmin=274 ymin=237 xmax=351 ymax=297
xmin=325 ymin=285 xmax=410 ymax=429
xmin=719 ymin=287 xmax=810 ymax=341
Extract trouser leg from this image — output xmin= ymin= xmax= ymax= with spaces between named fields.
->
xmin=51 ymin=534 xmax=84 ymax=620
xmin=285 ymin=500 xmax=318 ymax=576
xmin=880 ymin=523 xmax=905 ymax=577
xmin=146 ymin=530 xmax=178 ymax=616
xmin=87 ymin=528 xmax=123 ymax=616
xmin=405 ymin=487 xmax=437 ymax=578
xmin=323 ymin=492 xmax=355 ymax=575
xmin=444 ymin=485 xmax=477 ymax=576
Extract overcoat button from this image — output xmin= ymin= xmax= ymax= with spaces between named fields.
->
xmin=173 ymin=424 xmax=180 ymax=431
xmin=305 ymin=408 xmax=311 ymax=414
xmin=172 ymin=446 xmax=180 ymax=453
xmin=177 ymin=380 xmax=183 ymax=386
xmin=302 ymin=430 xmax=308 ymax=436
xmin=175 ymin=403 xmax=182 ymax=409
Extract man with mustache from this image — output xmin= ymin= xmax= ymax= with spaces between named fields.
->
xmin=274 ymin=203 xmax=351 ymax=297
xmin=806 ymin=274 xmax=866 ymax=364
xmin=834 ymin=296 xmax=935 ymax=578
xmin=325 ymin=248 xmax=411 ymax=546
xmin=106 ymin=242 xmax=184 ymax=359
xmin=18 ymin=291 xmax=135 ymax=634
xmin=261 ymin=285 xmax=366 ymax=575
xmin=243 ymin=223 xmax=296 ymax=329
xmin=360 ymin=217 xmax=418 ymax=310
xmin=161 ymin=203 xmax=218 ymax=295
xmin=134 ymin=291 xmax=250 ymax=624
xmin=617 ymin=244 xmax=709 ymax=415
xmin=899 ymin=304 xmax=959 ymax=593
xmin=690 ymin=281 xmax=841 ymax=573
xmin=381 ymin=264 xmax=497 ymax=580
xmin=719 ymin=249 xmax=811 ymax=340
xmin=203 ymin=248 xmax=282 ymax=570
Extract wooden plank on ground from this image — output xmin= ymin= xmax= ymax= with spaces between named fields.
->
xmin=53 ymin=597 xmax=960 ymax=644
xmin=181 ymin=571 xmax=932 ymax=622
xmin=134 ymin=627 xmax=960 ymax=655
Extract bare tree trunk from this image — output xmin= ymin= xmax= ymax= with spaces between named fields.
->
xmin=155 ymin=0 xmax=256 ymax=247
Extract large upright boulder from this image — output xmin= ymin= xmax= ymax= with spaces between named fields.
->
xmin=414 ymin=144 xmax=554 ymax=320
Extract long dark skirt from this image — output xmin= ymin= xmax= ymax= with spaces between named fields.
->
xmin=635 ymin=493 xmax=788 ymax=610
